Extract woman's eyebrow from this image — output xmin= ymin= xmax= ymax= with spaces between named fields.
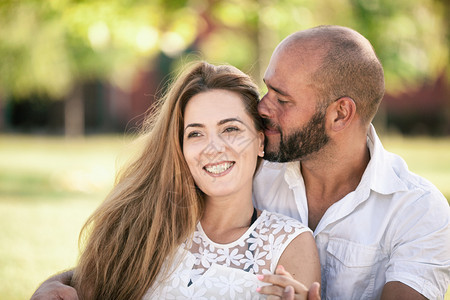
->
xmin=218 ymin=118 xmax=244 ymax=125
xmin=184 ymin=123 xmax=204 ymax=130
xmin=184 ymin=118 xmax=244 ymax=131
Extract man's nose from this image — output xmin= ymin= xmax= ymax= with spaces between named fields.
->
xmin=258 ymin=93 xmax=274 ymax=119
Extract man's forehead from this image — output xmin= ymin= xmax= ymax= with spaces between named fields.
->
xmin=264 ymin=50 xmax=313 ymax=92
xmin=263 ymin=64 xmax=288 ymax=95
xmin=264 ymin=49 xmax=290 ymax=82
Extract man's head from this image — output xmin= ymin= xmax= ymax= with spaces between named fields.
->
xmin=258 ymin=25 xmax=385 ymax=163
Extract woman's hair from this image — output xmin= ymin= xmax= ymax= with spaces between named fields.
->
xmin=72 ymin=61 xmax=262 ymax=300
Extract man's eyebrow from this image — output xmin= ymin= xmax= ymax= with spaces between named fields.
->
xmin=263 ymin=79 xmax=290 ymax=97
xmin=218 ymin=118 xmax=244 ymax=126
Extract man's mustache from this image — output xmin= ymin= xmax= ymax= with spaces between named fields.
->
xmin=262 ymin=117 xmax=278 ymax=130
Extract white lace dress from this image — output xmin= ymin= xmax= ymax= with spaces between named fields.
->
xmin=143 ymin=210 xmax=311 ymax=299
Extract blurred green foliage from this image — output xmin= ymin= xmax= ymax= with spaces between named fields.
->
xmin=0 ymin=0 xmax=448 ymax=100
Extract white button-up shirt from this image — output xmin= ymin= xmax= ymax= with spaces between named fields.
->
xmin=253 ymin=125 xmax=450 ymax=299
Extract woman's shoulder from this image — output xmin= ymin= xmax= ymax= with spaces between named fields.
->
xmin=257 ymin=210 xmax=311 ymax=234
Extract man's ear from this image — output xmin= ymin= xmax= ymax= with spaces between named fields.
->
xmin=328 ymin=97 xmax=356 ymax=132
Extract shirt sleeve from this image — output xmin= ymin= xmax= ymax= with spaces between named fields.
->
xmin=385 ymin=191 xmax=450 ymax=299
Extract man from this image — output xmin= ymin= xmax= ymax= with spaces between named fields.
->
xmin=254 ymin=25 xmax=450 ymax=299
xmin=31 ymin=25 xmax=449 ymax=300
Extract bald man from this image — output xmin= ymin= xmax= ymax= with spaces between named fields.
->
xmin=255 ymin=25 xmax=450 ymax=299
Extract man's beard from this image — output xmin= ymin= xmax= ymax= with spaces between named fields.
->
xmin=263 ymin=108 xmax=329 ymax=163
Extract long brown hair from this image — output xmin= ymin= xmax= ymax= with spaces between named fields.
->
xmin=72 ymin=61 xmax=262 ymax=299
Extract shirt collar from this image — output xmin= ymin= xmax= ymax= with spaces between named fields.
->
xmin=359 ymin=124 xmax=408 ymax=195
xmin=259 ymin=160 xmax=303 ymax=189
xmin=284 ymin=161 xmax=303 ymax=189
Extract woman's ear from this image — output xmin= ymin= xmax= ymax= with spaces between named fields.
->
xmin=257 ymin=131 xmax=265 ymax=157
xmin=329 ymin=97 xmax=356 ymax=132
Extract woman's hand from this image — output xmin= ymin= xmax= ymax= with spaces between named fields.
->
xmin=257 ymin=265 xmax=321 ymax=300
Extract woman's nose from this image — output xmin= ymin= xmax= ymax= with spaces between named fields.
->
xmin=202 ymin=134 xmax=226 ymax=156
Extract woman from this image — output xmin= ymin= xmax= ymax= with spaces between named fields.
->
xmin=69 ymin=62 xmax=320 ymax=299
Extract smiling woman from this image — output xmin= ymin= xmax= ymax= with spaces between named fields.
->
xmin=31 ymin=61 xmax=320 ymax=300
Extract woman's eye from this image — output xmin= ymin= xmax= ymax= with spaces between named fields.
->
xmin=187 ymin=131 xmax=201 ymax=138
xmin=223 ymin=126 xmax=240 ymax=133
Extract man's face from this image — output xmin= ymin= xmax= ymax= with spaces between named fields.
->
xmin=258 ymin=47 xmax=330 ymax=162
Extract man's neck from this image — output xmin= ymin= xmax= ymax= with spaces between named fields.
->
xmin=302 ymin=143 xmax=370 ymax=231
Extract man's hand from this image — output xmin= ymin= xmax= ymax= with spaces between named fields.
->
xmin=257 ymin=265 xmax=321 ymax=300
xmin=30 ymin=270 xmax=78 ymax=300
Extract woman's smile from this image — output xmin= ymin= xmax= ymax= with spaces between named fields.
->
xmin=203 ymin=161 xmax=235 ymax=176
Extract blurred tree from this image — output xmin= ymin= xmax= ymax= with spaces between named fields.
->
xmin=0 ymin=0 xmax=200 ymax=136
xmin=0 ymin=0 xmax=448 ymax=135
xmin=193 ymin=0 xmax=448 ymax=95
xmin=187 ymin=0 xmax=450 ymax=133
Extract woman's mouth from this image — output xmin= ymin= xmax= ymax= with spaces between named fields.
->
xmin=204 ymin=161 xmax=235 ymax=175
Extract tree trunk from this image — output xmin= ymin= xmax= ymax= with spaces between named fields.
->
xmin=64 ymin=84 xmax=84 ymax=138
xmin=0 ymin=92 xmax=4 ymax=131
xmin=256 ymin=0 xmax=278 ymax=89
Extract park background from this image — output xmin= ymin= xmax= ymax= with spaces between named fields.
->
xmin=0 ymin=0 xmax=449 ymax=299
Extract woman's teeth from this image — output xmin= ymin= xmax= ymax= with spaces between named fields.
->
xmin=204 ymin=162 xmax=234 ymax=174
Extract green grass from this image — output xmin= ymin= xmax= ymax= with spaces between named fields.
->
xmin=0 ymin=134 xmax=131 ymax=300
xmin=382 ymin=134 xmax=450 ymax=201
xmin=0 ymin=133 xmax=449 ymax=299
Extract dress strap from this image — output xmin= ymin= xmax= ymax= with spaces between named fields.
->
xmin=250 ymin=207 xmax=258 ymax=225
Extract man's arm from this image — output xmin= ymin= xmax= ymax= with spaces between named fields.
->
xmin=30 ymin=270 xmax=78 ymax=300
xmin=383 ymin=190 xmax=450 ymax=299
xmin=381 ymin=281 xmax=427 ymax=300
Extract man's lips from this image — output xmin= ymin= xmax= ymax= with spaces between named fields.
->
xmin=262 ymin=119 xmax=280 ymax=135
xmin=264 ymin=127 xmax=280 ymax=135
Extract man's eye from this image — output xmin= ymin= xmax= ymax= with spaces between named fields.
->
xmin=277 ymin=98 xmax=288 ymax=104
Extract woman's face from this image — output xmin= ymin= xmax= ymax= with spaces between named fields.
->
xmin=183 ymin=89 xmax=264 ymax=199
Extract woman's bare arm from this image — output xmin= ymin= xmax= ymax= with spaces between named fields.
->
xmin=257 ymin=232 xmax=321 ymax=299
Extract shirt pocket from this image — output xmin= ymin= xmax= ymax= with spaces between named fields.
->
xmin=324 ymin=238 xmax=382 ymax=300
